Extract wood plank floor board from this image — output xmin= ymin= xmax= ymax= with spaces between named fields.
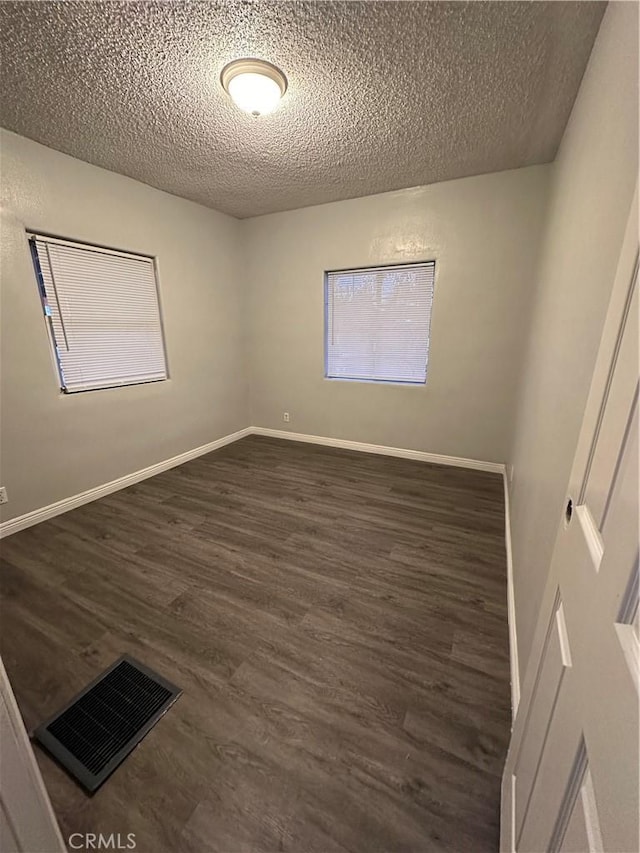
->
xmin=0 ymin=435 xmax=510 ymax=852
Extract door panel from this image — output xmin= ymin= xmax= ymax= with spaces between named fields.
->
xmin=501 ymin=189 xmax=638 ymax=853
xmin=581 ymin=283 xmax=638 ymax=526
xmin=514 ymin=594 xmax=572 ymax=840
xmin=517 ymin=694 xmax=581 ymax=852
xmin=556 ymin=747 xmax=603 ymax=853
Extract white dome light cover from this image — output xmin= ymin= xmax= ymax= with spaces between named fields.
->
xmin=221 ymin=58 xmax=287 ymax=116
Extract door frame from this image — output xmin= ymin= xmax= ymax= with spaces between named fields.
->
xmin=0 ymin=656 xmax=66 ymax=853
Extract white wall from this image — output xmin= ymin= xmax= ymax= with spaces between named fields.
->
xmin=508 ymin=1 xmax=639 ymax=675
xmin=1 ymin=133 xmax=550 ymax=525
xmin=243 ymin=166 xmax=550 ymax=464
xmin=0 ymin=129 xmax=249 ymax=522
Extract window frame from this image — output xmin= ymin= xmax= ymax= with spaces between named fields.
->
xmin=323 ymin=259 xmax=436 ymax=387
xmin=28 ymin=231 xmax=170 ymax=394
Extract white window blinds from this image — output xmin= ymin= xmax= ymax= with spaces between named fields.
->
xmin=30 ymin=235 xmax=168 ymax=393
xmin=325 ymin=261 xmax=435 ymax=384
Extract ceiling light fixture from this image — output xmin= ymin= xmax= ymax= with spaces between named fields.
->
xmin=220 ymin=58 xmax=287 ymax=117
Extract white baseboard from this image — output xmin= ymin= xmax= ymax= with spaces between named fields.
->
xmin=251 ymin=427 xmax=505 ymax=474
xmin=503 ymin=471 xmax=521 ymax=718
xmin=0 ymin=427 xmax=252 ymax=539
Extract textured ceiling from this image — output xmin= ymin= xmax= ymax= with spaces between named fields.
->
xmin=0 ymin=1 xmax=605 ymax=219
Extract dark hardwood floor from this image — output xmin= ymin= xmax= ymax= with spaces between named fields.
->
xmin=1 ymin=435 xmax=511 ymax=852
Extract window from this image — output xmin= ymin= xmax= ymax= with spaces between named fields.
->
xmin=325 ymin=261 xmax=435 ymax=384
xmin=29 ymin=234 xmax=168 ymax=393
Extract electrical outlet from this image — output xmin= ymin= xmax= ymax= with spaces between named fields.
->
xmin=0 ymin=487 xmax=8 ymax=505
xmin=283 ymin=412 xmax=290 ymax=423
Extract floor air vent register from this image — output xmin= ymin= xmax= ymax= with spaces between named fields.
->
xmin=33 ymin=655 xmax=182 ymax=793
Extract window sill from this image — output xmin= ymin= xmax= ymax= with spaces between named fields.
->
xmin=324 ymin=376 xmax=427 ymax=388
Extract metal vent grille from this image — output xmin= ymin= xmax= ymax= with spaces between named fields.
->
xmin=33 ymin=655 xmax=181 ymax=793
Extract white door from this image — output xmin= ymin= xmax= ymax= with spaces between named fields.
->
xmin=501 ymin=188 xmax=639 ymax=853
xmin=0 ymin=656 xmax=65 ymax=853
